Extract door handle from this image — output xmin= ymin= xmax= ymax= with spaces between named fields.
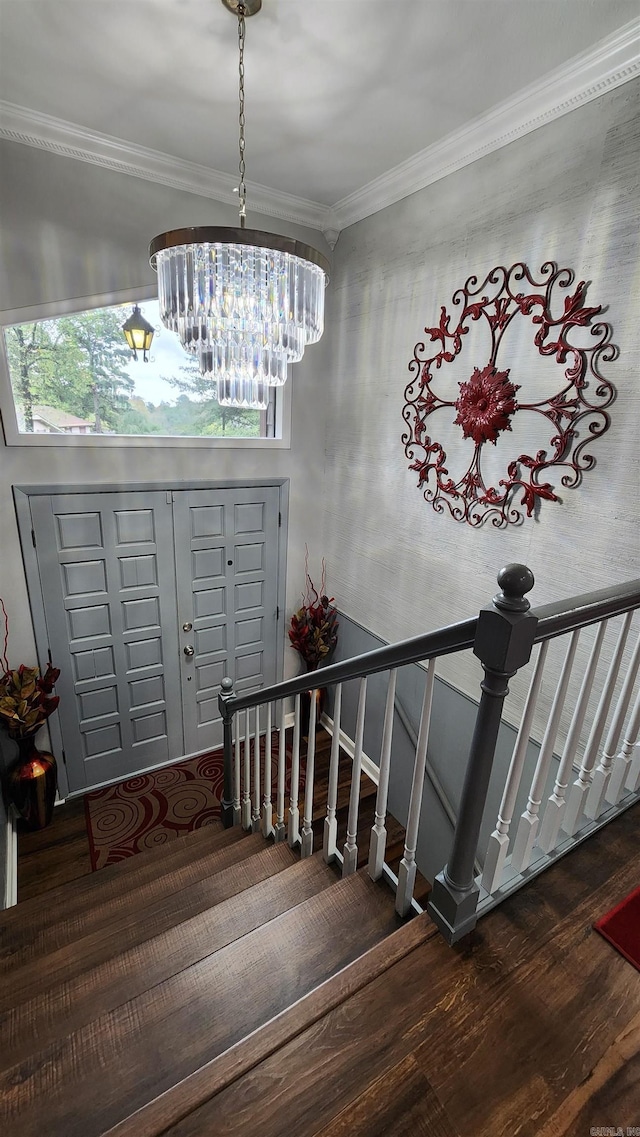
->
xmin=183 ymin=645 xmax=195 ymax=657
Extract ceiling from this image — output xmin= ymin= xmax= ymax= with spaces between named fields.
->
xmin=1 ymin=0 xmax=639 ymax=234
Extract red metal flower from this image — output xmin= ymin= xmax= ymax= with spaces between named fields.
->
xmin=454 ymin=365 xmax=519 ymax=445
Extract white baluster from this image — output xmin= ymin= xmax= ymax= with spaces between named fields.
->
xmin=342 ymin=677 xmax=367 ymax=876
xmin=624 ymin=700 xmax=640 ymax=792
xmin=564 ymin=615 xmax=632 ymax=835
xmin=262 ymin=702 xmax=274 ymax=838
xmin=288 ymin=692 xmax=301 ymax=847
xmin=274 ymin=700 xmax=287 ymax=843
xmin=482 ymin=642 xmax=550 ymax=890
xmin=242 ymin=707 xmax=251 ymax=830
xmin=396 ymin=661 xmax=435 ymax=916
xmin=593 ymin=625 xmax=640 ymax=810
xmin=233 ymin=718 xmax=241 ymax=825
xmin=252 ymin=704 xmax=261 ymax=833
xmin=300 ymin=692 xmax=317 ymax=857
xmin=368 ymin=669 xmax=397 ymax=881
xmin=538 ymin=623 xmax=605 ymax=853
xmin=510 ymin=638 xmax=578 ymax=873
xmin=323 ymin=684 xmax=342 ymax=864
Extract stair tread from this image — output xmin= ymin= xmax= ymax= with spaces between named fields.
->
xmin=112 ymin=913 xmax=435 ymax=1137
xmin=159 ymin=804 xmax=640 ymax=1137
xmin=2 ymin=818 xmax=247 ymax=932
xmin=0 ymin=840 xmax=299 ymax=1010
xmin=1 ymin=848 xmax=337 ymax=1071
xmin=163 ymin=922 xmax=447 ymax=1137
xmin=0 ymin=830 xmax=267 ymax=973
xmin=1 ymin=869 xmax=398 ymax=1137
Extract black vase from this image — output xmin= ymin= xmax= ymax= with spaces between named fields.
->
xmin=6 ymin=734 xmax=57 ymax=830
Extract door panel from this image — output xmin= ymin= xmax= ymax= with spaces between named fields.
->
xmin=30 ymin=492 xmax=183 ymax=792
xmin=173 ymin=487 xmax=280 ymax=755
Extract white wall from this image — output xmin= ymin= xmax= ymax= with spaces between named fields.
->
xmin=0 ymin=140 xmax=332 ymax=672
xmin=322 ymin=80 xmax=640 ymax=736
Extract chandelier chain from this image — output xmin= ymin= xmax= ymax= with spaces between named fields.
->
xmin=238 ymin=4 xmax=247 ymax=228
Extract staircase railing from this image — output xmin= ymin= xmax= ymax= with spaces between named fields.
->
xmin=219 ymin=565 xmax=640 ymax=944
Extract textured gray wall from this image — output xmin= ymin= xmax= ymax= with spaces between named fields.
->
xmin=320 ymin=80 xmax=640 ymax=756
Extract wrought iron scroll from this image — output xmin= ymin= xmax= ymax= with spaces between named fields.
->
xmin=402 ymin=262 xmax=616 ymax=527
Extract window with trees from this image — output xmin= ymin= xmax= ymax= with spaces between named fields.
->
xmin=2 ymin=299 xmax=272 ymax=440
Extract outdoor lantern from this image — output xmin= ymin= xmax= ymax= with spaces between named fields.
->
xmin=122 ymin=304 xmax=155 ymax=361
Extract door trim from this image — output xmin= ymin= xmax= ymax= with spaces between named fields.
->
xmin=14 ymin=479 xmax=289 ymax=799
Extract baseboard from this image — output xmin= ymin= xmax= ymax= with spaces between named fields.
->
xmin=320 ymin=712 xmax=380 ymax=787
xmin=3 ymin=805 xmax=18 ymax=909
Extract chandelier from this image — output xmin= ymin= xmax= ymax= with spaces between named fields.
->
xmin=149 ymin=0 xmax=330 ymax=411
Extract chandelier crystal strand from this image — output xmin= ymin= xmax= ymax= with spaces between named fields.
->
xmin=149 ymin=0 xmax=330 ymax=413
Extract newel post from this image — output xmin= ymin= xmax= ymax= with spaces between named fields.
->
xmin=427 ymin=564 xmax=538 ymax=944
xmin=219 ymin=676 xmax=236 ymax=829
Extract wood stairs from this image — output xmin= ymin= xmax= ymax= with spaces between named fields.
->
xmin=0 ymin=817 xmax=425 ymax=1137
xmin=4 ymin=802 xmax=640 ymax=1134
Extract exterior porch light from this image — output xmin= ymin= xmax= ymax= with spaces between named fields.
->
xmin=122 ymin=304 xmax=155 ymax=362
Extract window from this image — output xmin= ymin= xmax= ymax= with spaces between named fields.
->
xmin=0 ymin=294 xmax=282 ymax=445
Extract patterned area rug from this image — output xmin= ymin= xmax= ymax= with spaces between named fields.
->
xmin=84 ymin=734 xmax=299 ymax=871
xmin=84 ymin=750 xmax=225 ymax=871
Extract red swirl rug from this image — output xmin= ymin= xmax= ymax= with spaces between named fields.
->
xmin=84 ymin=736 xmax=297 ymax=871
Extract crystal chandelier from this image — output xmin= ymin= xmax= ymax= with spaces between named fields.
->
xmin=149 ymin=0 xmax=330 ymax=410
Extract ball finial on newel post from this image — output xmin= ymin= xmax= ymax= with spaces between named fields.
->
xmin=494 ymin=564 xmax=535 ymax=613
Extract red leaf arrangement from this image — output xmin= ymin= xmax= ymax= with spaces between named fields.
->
xmin=288 ymin=553 xmax=338 ymax=668
xmin=0 ymin=598 xmax=61 ymax=738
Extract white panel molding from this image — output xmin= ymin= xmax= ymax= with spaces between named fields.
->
xmin=1 ymin=18 xmax=638 ymax=236
xmin=333 ymin=18 xmax=640 ymax=228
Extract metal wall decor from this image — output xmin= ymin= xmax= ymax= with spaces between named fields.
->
xmin=402 ymin=262 xmax=616 ymax=527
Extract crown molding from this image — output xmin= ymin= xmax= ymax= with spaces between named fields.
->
xmin=332 ymin=17 xmax=640 ymax=229
xmin=1 ymin=18 xmax=638 ymax=238
xmin=0 ymin=101 xmax=332 ymax=235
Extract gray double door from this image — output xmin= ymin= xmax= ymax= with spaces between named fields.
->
xmin=29 ymin=486 xmax=281 ymax=794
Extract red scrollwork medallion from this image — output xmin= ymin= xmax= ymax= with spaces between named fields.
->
xmin=402 ymin=262 xmax=617 ymax=527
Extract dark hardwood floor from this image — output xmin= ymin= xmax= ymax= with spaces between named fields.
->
xmin=160 ymin=802 xmax=640 ymax=1137
xmin=7 ymin=728 xmax=639 ymax=1135
xmin=17 ymin=796 xmax=92 ymax=901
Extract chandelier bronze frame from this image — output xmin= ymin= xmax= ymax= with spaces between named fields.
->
xmin=149 ymin=228 xmax=330 ymax=279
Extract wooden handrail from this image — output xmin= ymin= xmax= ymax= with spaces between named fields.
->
xmin=219 ymin=576 xmax=640 ymax=720
xmin=219 ymin=617 xmax=477 ymax=718
xmin=533 ymin=578 xmax=640 ymax=641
